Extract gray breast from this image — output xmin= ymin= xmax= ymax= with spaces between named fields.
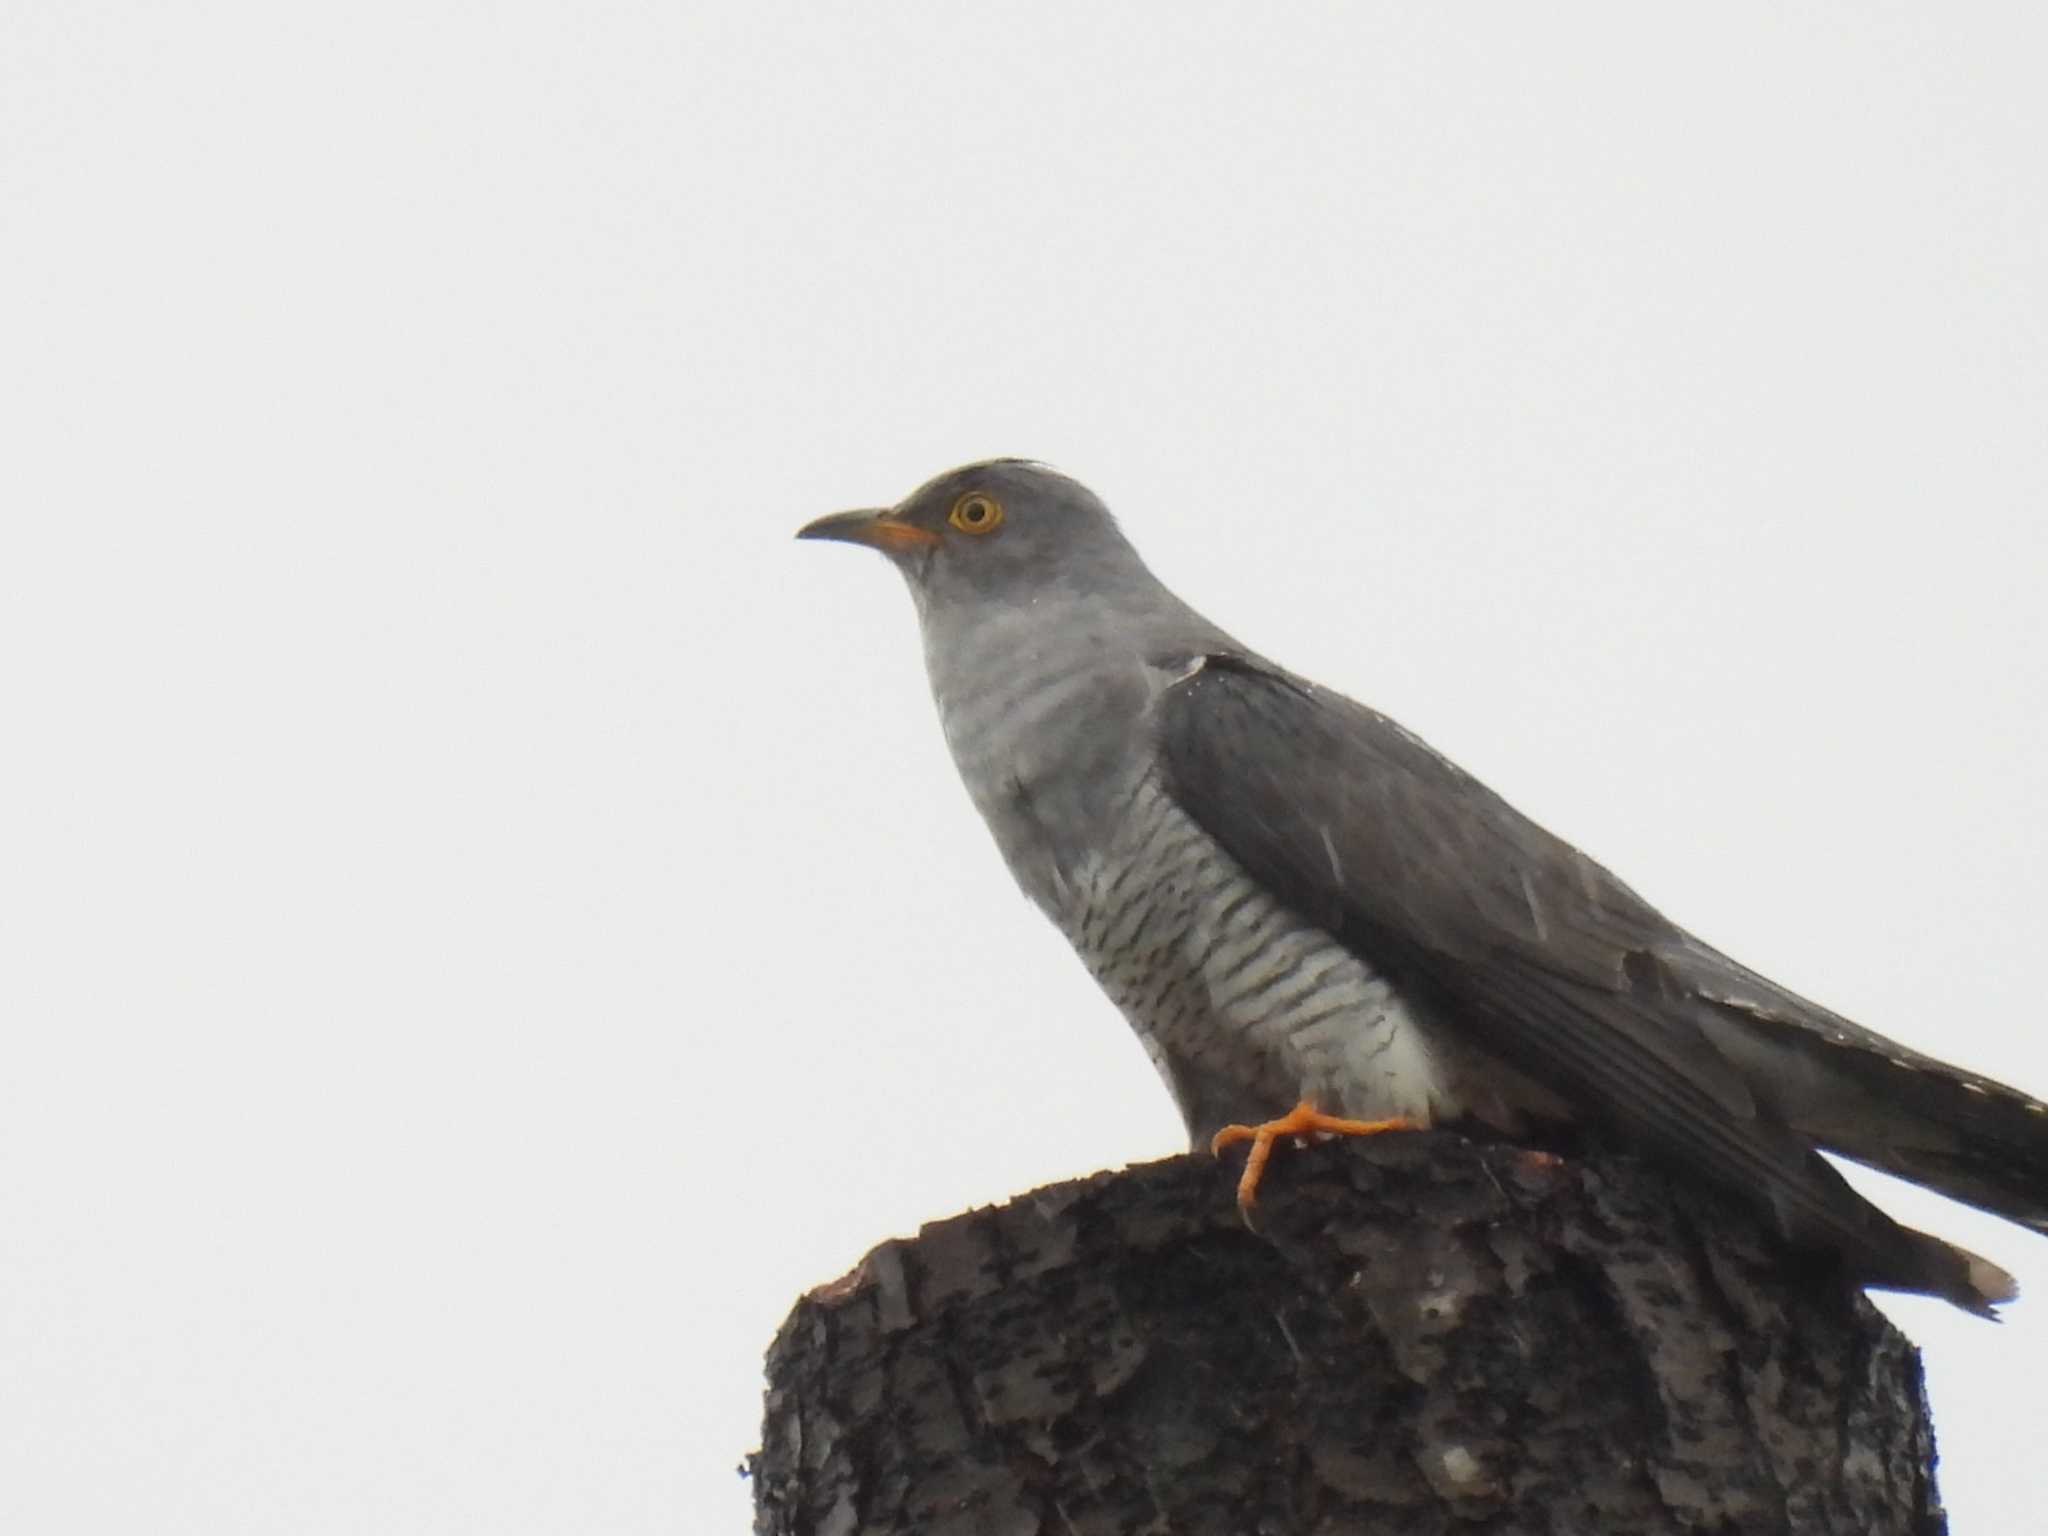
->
xmin=1060 ymin=771 xmax=1461 ymax=1147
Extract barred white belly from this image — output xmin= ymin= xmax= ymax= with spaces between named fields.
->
xmin=1062 ymin=774 xmax=1461 ymax=1146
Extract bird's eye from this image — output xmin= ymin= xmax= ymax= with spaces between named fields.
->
xmin=948 ymin=493 xmax=1004 ymax=534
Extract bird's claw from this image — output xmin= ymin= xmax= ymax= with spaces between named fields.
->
xmin=1209 ymin=1100 xmax=1419 ymax=1212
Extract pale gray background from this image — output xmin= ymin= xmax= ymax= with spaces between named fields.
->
xmin=4 ymin=4 xmax=2043 ymax=1532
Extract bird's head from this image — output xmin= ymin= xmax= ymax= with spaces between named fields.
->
xmin=797 ymin=460 xmax=1151 ymax=613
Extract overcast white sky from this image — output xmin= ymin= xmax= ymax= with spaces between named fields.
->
xmin=4 ymin=4 xmax=2044 ymax=1532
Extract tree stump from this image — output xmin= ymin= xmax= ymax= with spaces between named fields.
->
xmin=751 ymin=1132 xmax=1942 ymax=1534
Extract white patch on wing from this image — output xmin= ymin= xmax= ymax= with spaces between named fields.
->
xmin=1517 ymin=868 xmax=1547 ymax=941
xmin=1438 ymin=1447 xmax=1483 ymax=1485
xmin=1574 ymin=851 xmax=1605 ymax=910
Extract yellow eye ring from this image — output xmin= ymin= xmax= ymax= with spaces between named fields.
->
xmin=948 ymin=492 xmax=1004 ymax=534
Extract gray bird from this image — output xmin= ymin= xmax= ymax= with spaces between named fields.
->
xmin=799 ymin=458 xmax=2048 ymax=1315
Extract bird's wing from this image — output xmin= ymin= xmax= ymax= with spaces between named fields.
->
xmin=1155 ymin=653 xmax=2004 ymax=1307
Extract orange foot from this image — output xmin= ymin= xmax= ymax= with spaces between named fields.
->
xmin=1209 ymin=1100 xmax=1419 ymax=1213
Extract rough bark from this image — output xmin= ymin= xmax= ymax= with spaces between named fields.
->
xmin=751 ymin=1132 xmax=1942 ymax=1535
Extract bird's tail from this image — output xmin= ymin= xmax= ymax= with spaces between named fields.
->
xmin=1671 ymin=957 xmax=2047 ymax=1313
xmin=1693 ymin=996 xmax=2048 ymax=1235
xmin=1886 ymin=1226 xmax=2017 ymax=1317
xmin=1824 ymin=1061 xmax=2048 ymax=1234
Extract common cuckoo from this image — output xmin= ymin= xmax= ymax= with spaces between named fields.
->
xmin=799 ymin=459 xmax=2047 ymax=1314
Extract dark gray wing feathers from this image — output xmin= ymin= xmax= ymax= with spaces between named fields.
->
xmin=1158 ymin=653 xmax=2040 ymax=1311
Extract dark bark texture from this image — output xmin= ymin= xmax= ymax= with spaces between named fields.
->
xmin=751 ymin=1133 xmax=1942 ymax=1535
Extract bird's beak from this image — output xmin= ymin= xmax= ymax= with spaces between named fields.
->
xmin=795 ymin=507 xmax=941 ymax=554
